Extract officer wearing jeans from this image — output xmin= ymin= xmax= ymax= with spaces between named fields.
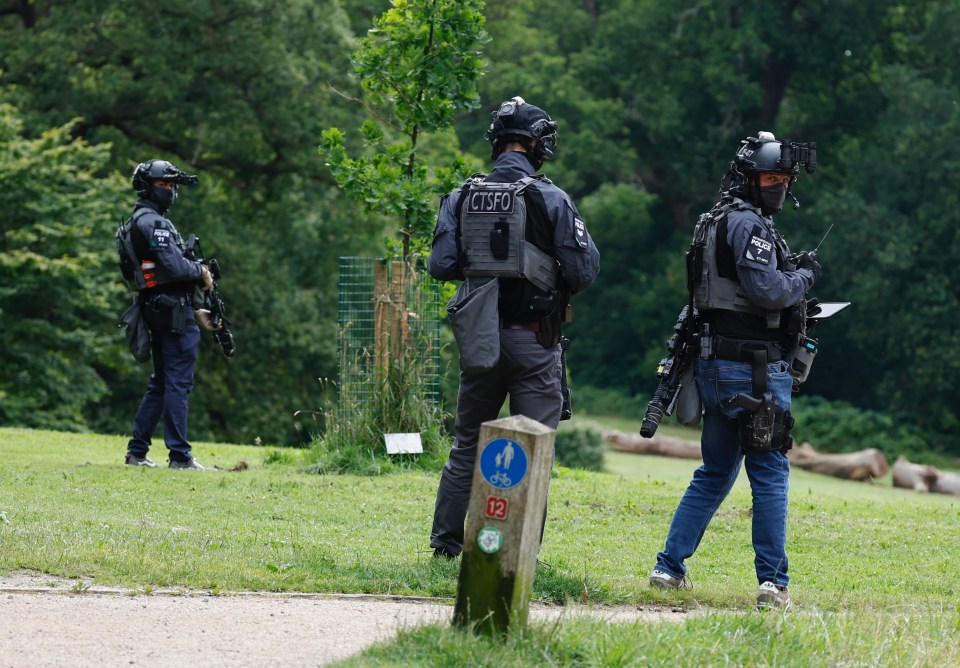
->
xmin=650 ymin=133 xmax=820 ymax=609
xmin=428 ymin=97 xmax=600 ymax=558
xmin=124 ymin=159 xmax=217 ymax=471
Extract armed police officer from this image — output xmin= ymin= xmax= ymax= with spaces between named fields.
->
xmin=121 ymin=159 xmax=218 ymax=471
xmin=427 ymin=96 xmax=600 ymax=558
xmin=648 ymin=132 xmax=820 ymax=610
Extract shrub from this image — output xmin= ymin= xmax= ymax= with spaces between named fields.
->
xmin=555 ymin=427 xmax=605 ymax=471
xmin=572 ymin=385 xmax=649 ymax=419
xmin=790 ymin=396 xmax=931 ymax=461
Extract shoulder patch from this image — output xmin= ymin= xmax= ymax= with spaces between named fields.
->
xmin=151 ymin=226 xmax=172 ymax=250
xmin=743 ymin=224 xmax=773 ymax=266
xmin=573 ymin=216 xmax=589 ymax=249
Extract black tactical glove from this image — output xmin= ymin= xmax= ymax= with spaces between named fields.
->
xmin=794 ymin=251 xmax=821 ymax=284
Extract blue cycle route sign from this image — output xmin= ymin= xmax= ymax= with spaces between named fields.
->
xmin=479 ymin=438 xmax=528 ymax=490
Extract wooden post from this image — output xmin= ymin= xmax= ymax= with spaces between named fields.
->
xmin=453 ymin=415 xmax=555 ymax=634
xmin=373 ymin=260 xmax=410 ymax=377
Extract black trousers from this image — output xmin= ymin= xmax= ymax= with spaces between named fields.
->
xmin=430 ymin=328 xmax=562 ymax=555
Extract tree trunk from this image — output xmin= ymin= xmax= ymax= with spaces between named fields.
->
xmin=788 ymin=442 xmax=889 ymax=481
xmin=603 ymin=430 xmax=701 ymax=459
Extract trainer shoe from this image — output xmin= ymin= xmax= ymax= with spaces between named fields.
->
xmin=125 ymin=453 xmax=157 ymax=467
xmin=432 ymin=547 xmax=459 ymax=560
xmin=649 ymin=569 xmax=692 ymax=590
xmin=169 ymin=457 xmax=209 ymax=471
xmin=756 ymin=581 xmax=791 ymax=610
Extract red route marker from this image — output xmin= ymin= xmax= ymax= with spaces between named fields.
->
xmin=485 ymin=496 xmax=508 ymax=520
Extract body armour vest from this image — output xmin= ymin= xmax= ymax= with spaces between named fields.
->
xmin=459 ymin=175 xmax=559 ymax=293
xmin=687 ymin=197 xmax=787 ymax=329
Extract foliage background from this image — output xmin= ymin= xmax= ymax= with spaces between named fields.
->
xmin=1 ymin=0 xmax=958 ymax=455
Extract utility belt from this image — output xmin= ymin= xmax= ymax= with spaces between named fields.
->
xmin=709 ymin=335 xmax=782 ymax=363
xmin=502 ymin=320 xmax=540 ymax=332
xmin=140 ymin=292 xmax=191 ymax=334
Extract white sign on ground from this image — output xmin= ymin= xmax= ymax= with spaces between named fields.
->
xmin=384 ymin=433 xmax=423 ymax=454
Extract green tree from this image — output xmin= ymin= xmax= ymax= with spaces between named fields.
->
xmin=319 ymin=0 xmax=489 ymax=261
xmin=0 ymin=104 xmax=126 ymax=429
xmin=314 ymin=0 xmax=489 ymax=466
xmin=0 ymin=0 xmax=377 ymax=444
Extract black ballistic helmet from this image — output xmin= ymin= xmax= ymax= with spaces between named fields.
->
xmin=131 ymin=159 xmax=199 ymax=197
xmin=485 ymin=96 xmax=558 ymax=168
xmin=721 ymin=132 xmax=796 ymax=198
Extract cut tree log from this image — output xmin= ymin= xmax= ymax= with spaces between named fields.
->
xmin=604 ymin=430 xmax=893 ymax=483
xmin=788 ymin=441 xmax=889 ymax=481
xmin=892 ymin=456 xmax=937 ymax=492
xmin=892 ymin=455 xmax=960 ymax=496
xmin=603 ymin=430 xmax=701 ymax=459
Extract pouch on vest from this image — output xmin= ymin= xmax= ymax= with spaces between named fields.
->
xmin=119 ymin=299 xmax=152 ymax=363
xmin=675 ymin=356 xmax=702 ymax=427
xmin=459 ymin=178 xmax=559 ymax=292
xmin=447 ymin=276 xmax=500 ymax=374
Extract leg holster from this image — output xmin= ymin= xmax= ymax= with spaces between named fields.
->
xmin=725 ymin=348 xmax=795 ymax=454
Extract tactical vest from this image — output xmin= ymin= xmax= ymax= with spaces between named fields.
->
xmin=459 ymin=175 xmax=559 ymax=293
xmin=687 ymin=198 xmax=787 ymax=328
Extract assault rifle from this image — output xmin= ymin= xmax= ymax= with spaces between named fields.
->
xmin=639 ymin=305 xmax=697 ymax=438
xmin=185 ymin=235 xmax=236 ymax=358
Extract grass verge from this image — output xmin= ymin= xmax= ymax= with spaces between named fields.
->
xmin=1 ymin=425 xmax=957 ymax=666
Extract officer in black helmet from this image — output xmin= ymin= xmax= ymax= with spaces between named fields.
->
xmin=648 ymin=132 xmax=820 ymax=610
xmin=123 ymin=159 xmax=218 ymax=471
xmin=428 ymin=96 xmax=601 ymax=558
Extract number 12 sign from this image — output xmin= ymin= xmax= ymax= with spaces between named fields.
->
xmin=485 ymin=496 xmax=508 ymax=520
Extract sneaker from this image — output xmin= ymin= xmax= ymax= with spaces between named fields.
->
xmin=125 ymin=453 xmax=157 ymax=467
xmin=169 ymin=458 xmax=209 ymax=471
xmin=649 ymin=569 xmax=692 ymax=590
xmin=756 ymin=581 xmax=791 ymax=610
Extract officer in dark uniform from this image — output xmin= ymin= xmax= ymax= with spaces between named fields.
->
xmin=123 ymin=159 xmax=218 ymax=470
xmin=428 ymin=97 xmax=601 ymax=558
xmin=648 ymin=132 xmax=820 ymax=609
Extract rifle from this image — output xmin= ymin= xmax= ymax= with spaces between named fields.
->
xmin=185 ymin=235 xmax=236 ymax=358
xmin=639 ymin=305 xmax=696 ymax=438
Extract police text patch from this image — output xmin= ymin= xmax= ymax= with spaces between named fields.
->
xmin=151 ymin=228 xmax=172 ymax=250
xmin=743 ymin=227 xmax=773 ymax=265
xmin=573 ymin=216 xmax=589 ymax=250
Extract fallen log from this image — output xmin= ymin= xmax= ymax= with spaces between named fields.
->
xmin=931 ymin=469 xmax=960 ymax=495
xmin=788 ymin=442 xmax=889 ymax=481
xmin=603 ymin=430 xmax=701 ymax=459
xmin=893 ymin=456 xmax=960 ymax=496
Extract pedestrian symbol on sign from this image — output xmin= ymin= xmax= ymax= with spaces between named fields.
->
xmin=479 ymin=438 xmax=528 ymax=489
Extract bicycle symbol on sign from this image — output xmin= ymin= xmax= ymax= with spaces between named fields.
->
xmin=489 ymin=471 xmax=513 ymax=488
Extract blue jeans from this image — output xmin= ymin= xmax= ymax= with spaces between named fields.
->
xmin=654 ymin=357 xmax=793 ymax=586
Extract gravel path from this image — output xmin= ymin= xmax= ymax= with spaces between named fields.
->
xmin=0 ymin=573 xmax=689 ymax=667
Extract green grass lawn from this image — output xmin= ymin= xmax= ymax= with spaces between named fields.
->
xmin=1 ymin=424 xmax=957 ymax=666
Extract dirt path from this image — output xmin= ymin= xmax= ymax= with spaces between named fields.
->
xmin=0 ymin=573 xmax=690 ymax=667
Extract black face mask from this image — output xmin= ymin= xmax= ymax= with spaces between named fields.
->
xmin=150 ymin=184 xmax=177 ymax=212
xmin=759 ymin=183 xmax=787 ymax=215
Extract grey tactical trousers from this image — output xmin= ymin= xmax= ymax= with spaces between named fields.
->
xmin=430 ymin=327 xmax=562 ymax=556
